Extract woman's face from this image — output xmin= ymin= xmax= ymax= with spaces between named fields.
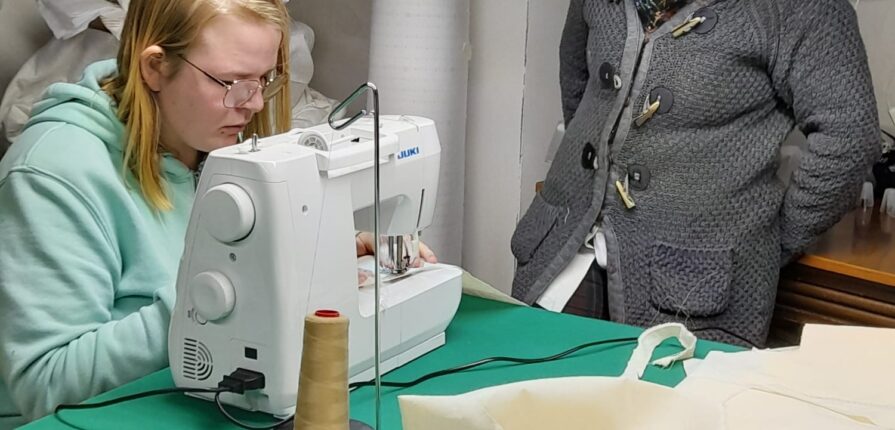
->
xmin=154 ymin=14 xmax=281 ymax=167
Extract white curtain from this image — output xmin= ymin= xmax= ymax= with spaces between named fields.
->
xmin=368 ymin=0 xmax=471 ymax=264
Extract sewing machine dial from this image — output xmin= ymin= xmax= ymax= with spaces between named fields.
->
xmin=199 ymin=184 xmax=255 ymax=243
xmin=188 ymin=271 xmax=236 ymax=322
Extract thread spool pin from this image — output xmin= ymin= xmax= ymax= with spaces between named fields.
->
xmin=250 ymin=133 xmax=260 ymax=152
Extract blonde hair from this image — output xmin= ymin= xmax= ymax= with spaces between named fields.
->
xmin=103 ymin=0 xmax=291 ymax=211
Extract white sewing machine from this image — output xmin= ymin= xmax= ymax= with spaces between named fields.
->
xmin=168 ymin=115 xmax=462 ymax=416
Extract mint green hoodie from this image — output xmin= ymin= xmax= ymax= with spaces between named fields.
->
xmin=0 ymin=60 xmax=197 ymax=425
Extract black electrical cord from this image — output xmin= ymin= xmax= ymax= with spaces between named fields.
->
xmin=213 ymin=392 xmax=293 ymax=430
xmin=349 ymin=336 xmax=640 ymax=391
xmin=348 ymin=325 xmax=763 ymax=392
xmin=54 ymin=387 xmax=227 ymax=413
xmin=50 ymin=328 xmax=749 ymax=425
xmin=55 ymin=385 xmax=293 ymax=429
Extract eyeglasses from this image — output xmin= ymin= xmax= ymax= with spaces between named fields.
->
xmin=178 ymin=54 xmax=286 ymax=108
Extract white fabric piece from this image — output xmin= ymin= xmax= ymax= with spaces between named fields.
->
xmin=459 ymin=270 xmax=526 ymax=306
xmin=588 ymin=225 xmax=608 ymax=269
xmin=286 ymin=20 xmax=339 ymax=128
xmin=678 ymin=351 xmax=887 ymax=429
xmin=400 ymin=322 xmax=894 ymax=429
xmin=880 ymin=130 xmax=894 ymax=153
xmin=0 ymin=29 xmax=118 ymax=143
xmin=859 ymin=181 xmax=875 ymax=209
xmin=621 ymin=323 xmax=697 ymax=379
xmin=880 ymin=188 xmax=895 ymax=217
xmin=680 ymin=346 xmax=799 ymax=376
xmin=536 ymin=224 xmax=607 ymax=311
xmin=36 ymin=0 xmax=125 ymax=40
xmin=400 ymin=376 xmax=724 ymax=430
xmin=291 ymin=87 xmax=339 ymax=129
xmin=676 ymin=324 xmax=895 ymax=429
xmin=545 ymin=120 xmax=564 ymax=164
xmin=782 ymin=325 xmax=895 ymax=410
xmin=288 ymin=20 xmax=315 ymax=106
xmin=98 ymin=8 xmax=126 ymax=39
xmin=535 ymin=247 xmax=594 ymax=311
xmin=400 ymin=324 xmax=724 ymax=430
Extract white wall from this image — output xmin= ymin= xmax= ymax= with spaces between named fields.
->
xmin=461 ymin=1 xmax=527 ymax=293
xmin=854 ymin=0 xmax=895 ymax=136
xmin=463 ymin=0 xmax=568 ymax=294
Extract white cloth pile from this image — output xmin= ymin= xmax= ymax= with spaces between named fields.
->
xmin=400 ymin=323 xmax=895 ymax=429
xmin=678 ymin=324 xmax=895 ymax=429
xmin=0 ymin=0 xmax=337 ymax=144
xmin=400 ymin=323 xmax=723 ymax=430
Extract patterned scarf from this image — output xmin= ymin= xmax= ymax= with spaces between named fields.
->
xmin=634 ymin=0 xmax=692 ymax=32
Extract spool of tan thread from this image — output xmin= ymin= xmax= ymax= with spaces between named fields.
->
xmin=294 ymin=309 xmax=349 ymax=430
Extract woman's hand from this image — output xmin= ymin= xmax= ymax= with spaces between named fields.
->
xmin=355 ymin=232 xmax=438 ymax=266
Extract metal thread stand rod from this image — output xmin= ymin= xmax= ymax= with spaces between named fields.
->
xmin=328 ymin=82 xmax=382 ymax=429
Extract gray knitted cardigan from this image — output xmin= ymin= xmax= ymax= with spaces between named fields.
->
xmin=510 ymin=0 xmax=879 ymax=346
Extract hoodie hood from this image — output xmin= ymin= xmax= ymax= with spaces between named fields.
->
xmin=24 ymin=59 xmax=192 ymax=181
xmin=26 ymin=59 xmax=124 ymax=152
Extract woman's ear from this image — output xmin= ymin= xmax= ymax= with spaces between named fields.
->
xmin=139 ymin=45 xmax=167 ymax=92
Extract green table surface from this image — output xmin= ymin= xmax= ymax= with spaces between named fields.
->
xmin=25 ymin=295 xmax=741 ymax=429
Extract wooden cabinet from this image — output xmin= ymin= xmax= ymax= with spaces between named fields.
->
xmin=770 ymin=205 xmax=895 ymax=346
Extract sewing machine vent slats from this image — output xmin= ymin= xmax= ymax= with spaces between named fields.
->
xmin=182 ymin=338 xmax=214 ymax=381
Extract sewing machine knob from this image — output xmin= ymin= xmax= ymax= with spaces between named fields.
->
xmin=298 ymin=130 xmax=327 ymax=150
xmin=189 ymin=271 xmax=236 ymax=322
xmin=200 ymin=184 xmax=255 ymax=243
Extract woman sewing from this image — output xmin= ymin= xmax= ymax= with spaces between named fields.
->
xmin=0 ymin=0 xmax=434 ymax=425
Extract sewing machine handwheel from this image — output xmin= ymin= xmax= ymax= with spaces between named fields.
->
xmin=200 ymin=183 xmax=255 ymax=243
xmin=298 ymin=130 xmax=328 ymax=150
xmin=189 ymin=271 xmax=236 ymax=322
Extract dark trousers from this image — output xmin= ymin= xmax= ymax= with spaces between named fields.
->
xmin=561 ymin=262 xmax=610 ymax=320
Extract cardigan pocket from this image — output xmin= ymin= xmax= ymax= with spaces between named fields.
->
xmin=648 ymin=242 xmax=733 ymax=317
xmin=511 ymin=193 xmax=566 ymax=265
